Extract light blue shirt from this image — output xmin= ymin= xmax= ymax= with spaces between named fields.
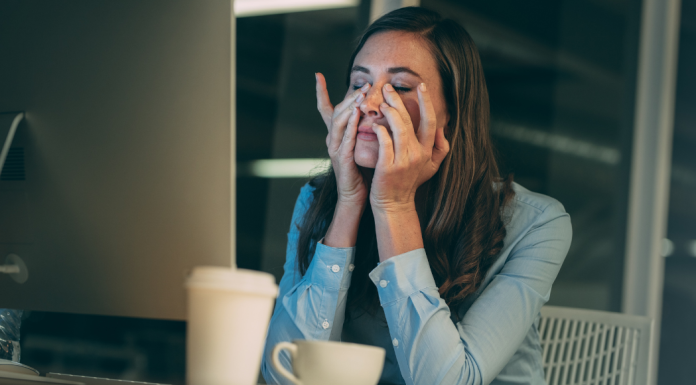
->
xmin=262 ymin=182 xmax=572 ymax=385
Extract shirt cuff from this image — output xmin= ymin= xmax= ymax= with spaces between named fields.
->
xmin=368 ymin=248 xmax=438 ymax=305
xmin=304 ymin=240 xmax=356 ymax=290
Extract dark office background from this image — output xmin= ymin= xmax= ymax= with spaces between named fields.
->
xmin=13 ymin=1 xmax=696 ymax=384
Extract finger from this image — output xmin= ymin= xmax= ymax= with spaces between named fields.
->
xmin=431 ymin=126 xmax=450 ymax=166
xmin=381 ymin=83 xmax=413 ymax=130
xmin=416 ymin=82 xmax=437 ymax=149
xmin=328 ymin=103 xmax=359 ymax=152
xmin=316 ymin=73 xmax=334 ymax=128
xmin=333 ymin=83 xmax=370 ymax=119
xmin=339 ymin=107 xmax=360 ymax=157
xmin=372 ymin=123 xmax=394 ymax=167
xmin=379 ymin=102 xmax=410 ymax=162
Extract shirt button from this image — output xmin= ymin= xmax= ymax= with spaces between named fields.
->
xmin=322 ymin=320 xmax=330 ymax=329
xmin=331 ymin=264 xmax=340 ymax=273
xmin=348 ymin=264 xmax=355 ymax=272
xmin=380 ymin=280 xmax=388 ymax=288
xmin=392 ymin=338 xmax=399 ymax=347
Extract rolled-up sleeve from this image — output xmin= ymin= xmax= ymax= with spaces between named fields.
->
xmin=369 ymin=200 xmax=572 ymax=385
xmin=261 ymin=185 xmax=356 ymax=384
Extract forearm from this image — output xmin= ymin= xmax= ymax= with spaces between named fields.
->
xmin=373 ymin=204 xmax=424 ymax=262
xmin=324 ymin=201 xmax=365 ymax=248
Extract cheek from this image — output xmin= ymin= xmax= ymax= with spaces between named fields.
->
xmin=402 ymin=99 xmax=421 ymax=129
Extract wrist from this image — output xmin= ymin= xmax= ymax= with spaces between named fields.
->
xmin=324 ymin=201 xmax=364 ymax=248
xmin=370 ymin=200 xmax=417 ymax=216
xmin=336 ymin=198 xmax=367 ymax=213
xmin=372 ymin=207 xmax=423 ymax=262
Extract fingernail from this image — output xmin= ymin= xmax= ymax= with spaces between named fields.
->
xmin=355 ymin=93 xmax=365 ymax=103
xmin=361 ymin=83 xmax=370 ymax=92
xmin=315 ymin=73 xmax=319 ymax=81
xmin=384 ymin=83 xmax=394 ymax=92
xmin=380 ymin=103 xmax=389 ymax=109
xmin=420 ymin=83 xmax=426 ymax=91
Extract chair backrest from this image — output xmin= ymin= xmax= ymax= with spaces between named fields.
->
xmin=539 ymin=306 xmax=653 ymax=385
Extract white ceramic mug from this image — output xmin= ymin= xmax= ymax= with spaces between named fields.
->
xmin=186 ymin=267 xmax=278 ymax=385
xmin=271 ymin=340 xmax=385 ymax=385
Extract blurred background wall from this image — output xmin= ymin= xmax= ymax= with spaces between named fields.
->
xmin=10 ymin=0 xmax=694 ymax=384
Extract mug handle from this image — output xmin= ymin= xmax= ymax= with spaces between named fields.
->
xmin=271 ymin=341 xmax=302 ymax=385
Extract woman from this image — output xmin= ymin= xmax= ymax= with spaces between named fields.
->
xmin=262 ymin=7 xmax=572 ymax=385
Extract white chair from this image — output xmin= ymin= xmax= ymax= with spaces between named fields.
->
xmin=539 ymin=306 xmax=654 ymax=385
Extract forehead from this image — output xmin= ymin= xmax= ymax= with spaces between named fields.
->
xmin=353 ymin=31 xmax=438 ymax=78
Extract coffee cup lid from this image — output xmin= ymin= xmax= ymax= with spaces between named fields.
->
xmin=186 ymin=267 xmax=278 ymax=298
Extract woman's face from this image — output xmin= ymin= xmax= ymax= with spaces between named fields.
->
xmin=349 ymin=31 xmax=450 ymax=168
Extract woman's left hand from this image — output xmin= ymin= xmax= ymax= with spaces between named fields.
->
xmin=370 ymin=83 xmax=450 ymax=214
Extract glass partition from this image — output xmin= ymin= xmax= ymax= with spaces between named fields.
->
xmin=236 ymin=7 xmax=365 ymax=279
xmin=660 ymin=1 xmax=696 ymax=382
xmin=420 ymin=0 xmax=642 ymax=312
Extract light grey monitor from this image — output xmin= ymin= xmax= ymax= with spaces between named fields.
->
xmin=0 ymin=0 xmax=234 ymax=320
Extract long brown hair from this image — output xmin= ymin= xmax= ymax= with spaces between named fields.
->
xmin=296 ymin=7 xmax=515 ymax=318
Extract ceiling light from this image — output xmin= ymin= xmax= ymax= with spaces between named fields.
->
xmin=661 ymin=238 xmax=674 ymax=257
xmin=688 ymin=240 xmax=696 ymax=258
xmin=239 ymin=158 xmax=330 ymax=178
xmin=235 ymin=0 xmax=359 ymax=18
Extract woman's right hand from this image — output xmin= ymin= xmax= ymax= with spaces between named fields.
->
xmin=315 ymin=72 xmax=371 ymax=208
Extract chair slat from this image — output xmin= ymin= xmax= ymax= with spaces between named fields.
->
xmin=561 ymin=319 xmax=579 ymax=385
xmin=551 ymin=318 xmax=568 ymax=385
xmin=586 ymin=322 xmax=601 ymax=384
xmin=626 ymin=329 xmax=639 ymax=385
xmin=600 ymin=325 xmax=615 ymax=385
xmin=567 ymin=320 xmax=586 ymax=385
xmin=610 ymin=326 xmax=624 ymax=385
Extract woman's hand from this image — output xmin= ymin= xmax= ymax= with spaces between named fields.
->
xmin=316 ymin=73 xmax=371 ymax=208
xmin=370 ymin=83 xmax=450 ymax=214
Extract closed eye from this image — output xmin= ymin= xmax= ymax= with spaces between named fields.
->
xmin=351 ymin=84 xmax=411 ymax=93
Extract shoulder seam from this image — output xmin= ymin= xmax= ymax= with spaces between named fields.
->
xmin=513 ymin=193 xmax=549 ymax=212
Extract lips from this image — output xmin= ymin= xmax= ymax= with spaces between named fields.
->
xmin=358 ymin=126 xmax=377 ymax=142
xmin=357 ymin=125 xmax=377 ymax=141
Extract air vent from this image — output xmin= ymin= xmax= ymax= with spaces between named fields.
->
xmin=1 ymin=147 xmax=25 ymax=181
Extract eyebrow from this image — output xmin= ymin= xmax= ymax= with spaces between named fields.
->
xmin=351 ymin=65 xmax=422 ymax=79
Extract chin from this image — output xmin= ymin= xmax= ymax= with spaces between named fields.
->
xmin=354 ymin=145 xmax=378 ymax=168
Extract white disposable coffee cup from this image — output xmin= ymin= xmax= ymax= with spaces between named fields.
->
xmin=186 ymin=267 xmax=278 ymax=385
xmin=271 ymin=340 xmax=385 ymax=385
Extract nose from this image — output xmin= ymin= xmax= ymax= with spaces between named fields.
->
xmin=359 ymin=84 xmax=386 ymax=118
